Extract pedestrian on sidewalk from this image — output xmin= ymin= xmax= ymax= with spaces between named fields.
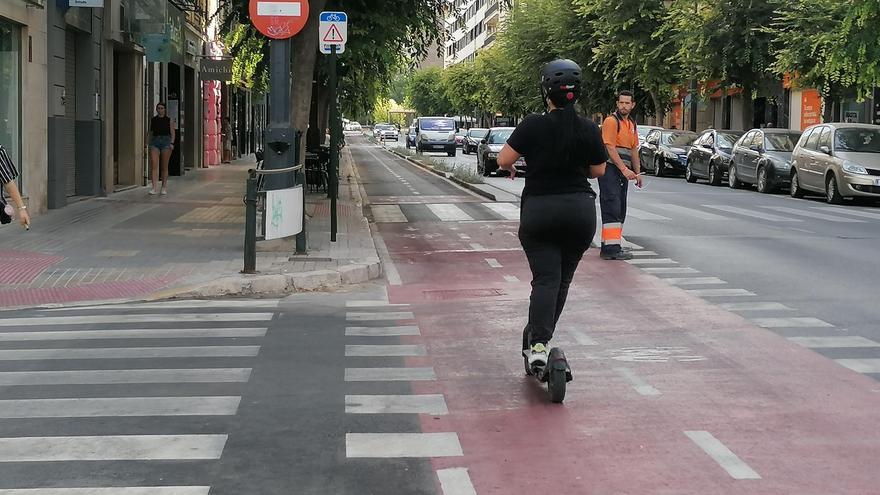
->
xmin=0 ymin=144 xmax=30 ymax=229
xmin=598 ymin=90 xmax=642 ymax=260
xmin=148 ymin=102 xmax=175 ymax=196
xmin=496 ymin=59 xmax=607 ymax=367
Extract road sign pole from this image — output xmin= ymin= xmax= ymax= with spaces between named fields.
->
xmin=329 ymin=45 xmax=339 ymax=242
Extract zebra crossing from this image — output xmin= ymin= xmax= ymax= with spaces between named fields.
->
xmin=343 ymin=299 xmax=476 ymax=494
xmin=0 ymin=299 xmax=277 ymax=492
xmin=371 ymin=202 xmax=518 ymax=223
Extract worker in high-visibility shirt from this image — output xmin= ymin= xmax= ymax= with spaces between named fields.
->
xmin=599 ymin=90 xmax=643 ymax=260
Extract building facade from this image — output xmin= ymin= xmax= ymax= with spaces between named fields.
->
xmin=444 ymin=0 xmax=508 ymax=67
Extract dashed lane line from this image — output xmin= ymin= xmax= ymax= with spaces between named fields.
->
xmin=614 ymin=367 xmax=661 ymax=396
xmin=684 ymin=431 xmax=761 ymax=480
xmin=437 ymin=468 xmax=478 ymax=495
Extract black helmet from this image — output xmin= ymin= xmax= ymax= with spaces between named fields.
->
xmin=540 ymin=59 xmax=582 ymax=104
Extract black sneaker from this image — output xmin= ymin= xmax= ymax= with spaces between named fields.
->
xmin=600 ymin=250 xmax=633 ymax=260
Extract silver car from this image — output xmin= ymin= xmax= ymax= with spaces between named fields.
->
xmin=790 ymin=123 xmax=880 ymax=203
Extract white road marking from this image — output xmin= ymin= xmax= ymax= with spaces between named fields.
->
xmin=371 ymin=230 xmax=401 ymax=286
xmin=458 ymin=234 xmax=471 ymax=240
xmin=0 ymin=397 xmax=241 ymax=418
xmin=346 ymin=326 xmax=421 ymax=337
xmin=703 ymin=204 xmax=801 ymax=222
xmin=0 ymin=489 xmax=211 ymax=495
xmin=346 ymin=311 xmax=415 ymax=321
xmin=346 ymin=301 xmax=409 ymax=308
xmin=485 ymin=258 xmax=502 ymax=268
xmin=569 ymin=330 xmax=598 ymax=345
xmin=654 ymin=203 xmax=728 ymax=221
xmin=813 ymin=205 xmax=880 ymax=220
xmin=622 ymin=239 xmax=643 ymax=250
xmin=0 ymin=368 xmax=252 ymax=386
xmin=750 ymin=317 xmax=833 ymax=328
xmin=684 ymin=430 xmax=761 ymax=480
xmin=437 ymin=467 xmax=478 ymax=495
xmin=482 ymin=202 xmax=520 ymax=220
xmin=626 ymin=258 xmax=677 ymax=265
xmin=345 ymin=394 xmax=448 ymax=414
xmin=346 ymin=433 xmax=463 ymax=458
xmin=626 ymin=207 xmax=670 ymax=221
xmin=686 ymin=288 xmax=755 ymax=297
xmin=344 ymin=367 xmax=436 ymax=381
xmin=761 ymin=206 xmax=865 ymax=222
xmin=0 ymin=346 xmax=260 ymax=361
xmin=426 ymin=204 xmax=473 ymax=221
xmin=662 ymin=277 xmax=727 ymax=286
xmin=0 ymin=313 xmax=274 ymax=327
xmin=719 ymin=302 xmax=794 ymax=311
xmin=788 ymin=336 xmax=880 ymax=348
xmin=630 ymin=251 xmax=658 ymax=256
xmin=371 ymin=204 xmax=407 ymax=223
xmin=641 ymin=267 xmax=699 ymax=274
xmin=0 ymin=435 xmax=228 ymax=462
xmin=0 ymin=328 xmax=267 ymax=341
xmin=469 ymin=243 xmax=486 ymax=251
xmin=503 ymin=275 xmax=520 ymax=283
xmin=44 ymin=300 xmax=280 ymax=311
xmin=345 ymin=345 xmax=427 ymax=357
xmin=835 ymin=359 xmax=880 ymax=374
xmin=614 ymin=367 xmax=661 ymax=396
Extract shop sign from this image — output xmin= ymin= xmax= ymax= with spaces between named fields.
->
xmin=200 ymin=59 xmax=234 ymax=81
xmin=800 ymin=89 xmax=822 ymax=130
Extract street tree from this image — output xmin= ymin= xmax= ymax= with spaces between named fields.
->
xmin=405 ymin=68 xmax=454 ymax=116
xmin=442 ymin=60 xmax=490 ymax=121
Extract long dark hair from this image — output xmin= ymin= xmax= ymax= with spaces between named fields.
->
xmin=547 ymin=92 xmax=589 ymax=170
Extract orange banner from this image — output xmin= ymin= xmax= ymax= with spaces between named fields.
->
xmin=801 ymin=89 xmax=822 ymax=130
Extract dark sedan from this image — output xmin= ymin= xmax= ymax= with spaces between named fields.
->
xmin=462 ymin=128 xmax=488 ymax=155
xmin=729 ymin=129 xmax=801 ymax=193
xmin=477 ymin=127 xmax=518 ymax=176
xmin=685 ymin=129 xmax=745 ymax=186
xmin=639 ymin=129 xmax=699 ymax=177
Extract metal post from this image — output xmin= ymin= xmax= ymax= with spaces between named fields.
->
xmin=243 ymin=170 xmax=258 ymax=274
xmin=329 ymin=45 xmax=339 ymax=242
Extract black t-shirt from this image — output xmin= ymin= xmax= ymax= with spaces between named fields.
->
xmin=151 ymin=116 xmax=172 ymax=136
xmin=506 ymin=111 xmax=607 ymax=197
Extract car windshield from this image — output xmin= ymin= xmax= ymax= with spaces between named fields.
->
xmin=469 ymin=129 xmax=488 ymax=138
xmin=834 ymin=128 xmax=880 ymax=153
xmin=765 ymin=133 xmax=800 ymax=151
xmin=419 ymin=118 xmax=456 ymax=131
xmin=662 ymin=132 xmax=697 ymax=146
xmin=717 ymin=132 xmax=741 ymax=149
xmin=487 ymin=129 xmax=513 ymax=144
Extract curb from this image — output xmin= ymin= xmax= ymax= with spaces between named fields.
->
xmin=386 ymin=148 xmax=497 ymax=201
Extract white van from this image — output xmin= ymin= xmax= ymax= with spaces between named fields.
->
xmin=414 ymin=117 xmax=457 ymax=156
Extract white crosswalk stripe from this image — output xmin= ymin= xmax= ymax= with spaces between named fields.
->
xmin=0 ymin=313 xmax=274 ymax=326
xmin=0 ymin=346 xmax=260 ymax=360
xmin=703 ymin=205 xmax=802 ymax=222
xmin=654 ymin=203 xmax=728 ymax=221
xmin=0 ymin=397 xmax=242 ymax=418
xmin=0 ymin=328 xmax=267 ymax=341
xmin=371 ymin=204 xmax=407 ymax=222
xmin=626 ymin=207 xmax=670 ymax=221
xmin=0 ymin=488 xmax=211 ymax=494
xmin=0 ymin=435 xmax=228 ymax=462
xmin=45 ymin=300 xmax=280 ymax=311
xmin=482 ymin=202 xmax=520 ymax=220
xmin=760 ymin=206 xmax=865 ymax=222
xmin=346 ymin=432 xmax=463 ymax=458
xmin=813 ymin=205 xmax=880 ymax=220
xmin=426 ymin=203 xmax=473 ymax=221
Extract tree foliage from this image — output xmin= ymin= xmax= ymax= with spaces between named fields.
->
xmin=405 ymin=68 xmax=453 ymax=116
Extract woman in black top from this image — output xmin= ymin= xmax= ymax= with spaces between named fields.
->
xmin=147 ymin=102 xmax=176 ymax=195
xmin=497 ymin=59 xmax=608 ymax=367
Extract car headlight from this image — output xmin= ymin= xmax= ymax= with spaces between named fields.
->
xmin=487 ymin=152 xmax=498 ymax=158
xmin=842 ymin=161 xmax=868 ymax=175
xmin=447 ymin=134 xmax=455 ymax=142
xmin=663 ymin=151 xmax=677 ymax=160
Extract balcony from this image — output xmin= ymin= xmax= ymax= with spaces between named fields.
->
xmin=486 ymin=0 xmax=498 ymax=16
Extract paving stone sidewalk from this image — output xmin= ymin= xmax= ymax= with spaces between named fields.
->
xmin=0 ymin=149 xmax=381 ymax=309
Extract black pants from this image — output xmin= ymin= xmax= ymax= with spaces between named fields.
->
xmin=518 ymin=192 xmax=597 ymax=345
xmin=598 ymin=164 xmax=628 ymax=254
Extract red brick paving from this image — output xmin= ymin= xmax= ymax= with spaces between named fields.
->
xmin=0 ymin=276 xmax=181 ymax=307
xmin=0 ymin=251 xmax=64 ymax=284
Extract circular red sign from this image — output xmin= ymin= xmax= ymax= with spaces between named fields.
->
xmin=249 ymin=0 xmax=310 ymax=40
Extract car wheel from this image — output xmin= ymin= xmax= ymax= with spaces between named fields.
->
xmin=756 ymin=166 xmax=774 ymax=194
xmin=728 ymin=164 xmax=744 ymax=189
xmin=825 ymin=173 xmax=844 ymax=204
xmin=685 ymin=161 xmax=697 ymax=183
xmin=653 ymin=157 xmax=663 ymax=177
xmin=708 ymin=162 xmax=723 ymax=186
xmin=448 ymin=150 xmax=456 ymax=157
xmin=790 ymin=169 xmax=806 ymax=198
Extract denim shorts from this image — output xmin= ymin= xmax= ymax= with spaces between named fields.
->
xmin=150 ymin=135 xmax=173 ymax=151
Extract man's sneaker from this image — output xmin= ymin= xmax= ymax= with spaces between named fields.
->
xmin=524 ymin=343 xmax=549 ymax=368
xmin=600 ymin=250 xmax=633 ymax=260
xmin=148 ymin=188 xmax=158 ymax=196
xmin=160 ymin=186 xmax=167 ymax=196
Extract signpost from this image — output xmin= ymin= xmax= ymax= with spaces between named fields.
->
xmin=319 ymin=12 xmax=347 ymax=242
xmin=249 ymin=0 xmax=310 ymax=254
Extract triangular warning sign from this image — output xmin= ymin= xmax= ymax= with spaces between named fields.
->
xmin=323 ymin=24 xmax=343 ymax=43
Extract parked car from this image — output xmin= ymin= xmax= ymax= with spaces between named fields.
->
xmin=477 ymin=127 xmax=519 ymax=176
xmin=639 ymin=129 xmax=698 ymax=177
xmin=405 ymin=126 xmax=417 ymax=149
xmin=728 ymin=129 xmax=801 ymax=193
xmin=414 ymin=116 xmax=457 ymax=156
xmin=372 ymin=123 xmax=391 ymax=139
xmin=377 ymin=124 xmax=399 ymax=141
xmin=454 ymin=131 xmax=466 ymax=147
xmin=637 ymin=124 xmax=664 ymax=145
xmin=463 ymin=128 xmax=488 ymax=155
xmin=789 ymin=123 xmax=880 ymax=203
xmin=685 ymin=129 xmax=745 ymax=185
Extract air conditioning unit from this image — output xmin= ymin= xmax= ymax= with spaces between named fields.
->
xmin=24 ymin=0 xmax=46 ymax=8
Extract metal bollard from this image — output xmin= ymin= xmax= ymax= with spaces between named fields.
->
xmin=242 ymin=170 xmax=258 ymax=274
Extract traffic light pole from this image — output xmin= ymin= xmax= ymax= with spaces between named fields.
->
xmin=329 ymin=45 xmax=339 ymax=242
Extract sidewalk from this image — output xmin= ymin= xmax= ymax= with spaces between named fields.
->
xmin=0 ymin=150 xmax=381 ymax=309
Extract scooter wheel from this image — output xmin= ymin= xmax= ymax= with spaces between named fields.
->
xmin=547 ymin=367 xmax=567 ymax=403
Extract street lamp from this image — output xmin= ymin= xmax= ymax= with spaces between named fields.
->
xmin=663 ymin=0 xmax=699 ymax=132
